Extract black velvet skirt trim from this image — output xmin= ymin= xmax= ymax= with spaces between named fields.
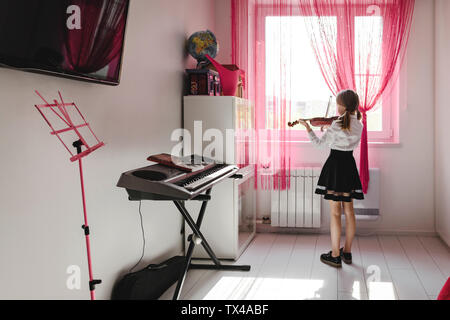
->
xmin=315 ymin=149 xmax=364 ymax=202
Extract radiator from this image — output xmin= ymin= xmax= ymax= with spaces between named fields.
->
xmin=351 ymin=168 xmax=380 ymax=220
xmin=271 ymin=168 xmax=321 ymax=228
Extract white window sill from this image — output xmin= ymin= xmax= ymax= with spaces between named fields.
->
xmin=366 ymin=141 xmax=401 ymax=147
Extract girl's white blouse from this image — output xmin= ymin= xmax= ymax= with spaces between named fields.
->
xmin=307 ymin=114 xmax=363 ymax=151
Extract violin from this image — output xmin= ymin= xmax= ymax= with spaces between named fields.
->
xmin=288 ymin=116 xmax=339 ymax=128
xmin=288 ymin=96 xmax=338 ymax=128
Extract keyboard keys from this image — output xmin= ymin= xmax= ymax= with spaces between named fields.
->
xmin=175 ymin=164 xmax=231 ymax=190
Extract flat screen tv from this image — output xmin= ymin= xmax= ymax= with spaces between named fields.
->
xmin=0 ymin=0 xmax=130 ymax=85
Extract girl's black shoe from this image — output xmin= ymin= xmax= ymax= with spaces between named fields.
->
xmin=320 ymin=251 xmax=342 ymax=268
xmin=340 ymin=248 xmax=352 ymax=264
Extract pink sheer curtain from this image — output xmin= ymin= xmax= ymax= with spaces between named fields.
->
xmin=232 ymin=0 xmax=414 ymax=192
xmin=298 ymin=0 xmax=415 ymax=193
xmin=233 ymin=0 xmax=300 ymax=189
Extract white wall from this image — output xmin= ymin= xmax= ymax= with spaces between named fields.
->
xmin=435 ymin=0 xmax=450 ymax=246
xmin=0 ymin=0 xmax=216 ymax=299
xmin=215 ymin=0 xmax=233 ymax=64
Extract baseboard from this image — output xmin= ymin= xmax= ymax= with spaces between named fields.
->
xmin=256 ymin=223 xmax=438 ymax=237
xmin=369 ymin=229 xmax=438 ymax=237
xmin=257 ymin=224 xmax=329 ymax=234
xmin=437 ymin=231 xmax=450 ymax=247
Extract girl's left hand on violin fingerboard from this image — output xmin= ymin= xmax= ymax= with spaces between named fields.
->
xmin=288 ymin=119 xmax=312 ymax=132
xmin=298 ymin=120 xmax=312 ymax=132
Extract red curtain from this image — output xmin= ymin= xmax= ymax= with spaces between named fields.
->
xmin=64 ymin=0 xmax=127 ymax=74
xmin=232 ymin=0 xmax=415 ymax=192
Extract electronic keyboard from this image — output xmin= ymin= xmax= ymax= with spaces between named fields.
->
xmin=117 ymin=161 xmax=239 ymax=201
xmin=116 ymin=155 xmax=250 ymax=301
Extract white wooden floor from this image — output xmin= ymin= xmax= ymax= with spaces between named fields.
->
xmin=160 ymin=233 xmax=450 ymax=300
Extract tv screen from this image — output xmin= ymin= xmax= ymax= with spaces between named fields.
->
xmin=0 ymin=0 xmax=129 ymax=85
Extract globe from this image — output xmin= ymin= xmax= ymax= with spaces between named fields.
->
xmin=187 ymin=30 xmax=218 ymax=66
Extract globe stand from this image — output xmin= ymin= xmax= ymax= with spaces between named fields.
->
xmin=196 ymin=60 xmax=210 ymax=70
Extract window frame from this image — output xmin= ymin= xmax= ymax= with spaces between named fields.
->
xmin=258 ymin=4 xmax=399 ymax=143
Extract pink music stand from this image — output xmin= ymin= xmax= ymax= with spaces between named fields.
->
xmin=35 ymin=91 xmax=104 ymax=300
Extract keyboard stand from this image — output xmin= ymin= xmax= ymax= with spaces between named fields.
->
xmin=171 ymin=188 xmax=251 ymax=300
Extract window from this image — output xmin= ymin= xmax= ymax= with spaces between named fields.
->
xmin=265 ymin=16 xmax=336 ymax=130
xmin=265 ymin=14 xmax=397 ymax=141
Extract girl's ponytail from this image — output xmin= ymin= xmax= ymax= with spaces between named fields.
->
xmin=356 ymin=109 xmax=362 ymax=121
xmin=340 ymin=112 xmax=351 ymax=131
xmin=336 ymin=90 xmax=360 ymax=131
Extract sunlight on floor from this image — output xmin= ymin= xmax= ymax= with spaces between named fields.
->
xmin=352 ymin=281 xmax=362 ymax=300
xmin=204 ymin=276 xmax=324 ymax=300
xmin=202 ymin=276 xmax=396 ymax=300
xmin=367 ymin=282 xmax=396 ymax=300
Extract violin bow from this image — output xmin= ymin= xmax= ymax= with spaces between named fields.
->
xmin=324 ymin=95 xmax=333 ymax=118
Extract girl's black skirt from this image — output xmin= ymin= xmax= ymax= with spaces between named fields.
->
xmin=315 ymin=149 xmax=364 ymax=202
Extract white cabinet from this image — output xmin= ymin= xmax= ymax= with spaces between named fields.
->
xmin=183 ymin=96 xmax=256 ymax=260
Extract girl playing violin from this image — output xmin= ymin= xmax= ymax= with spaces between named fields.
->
xmin=295 ymin=89 xmax=364 ymax=268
